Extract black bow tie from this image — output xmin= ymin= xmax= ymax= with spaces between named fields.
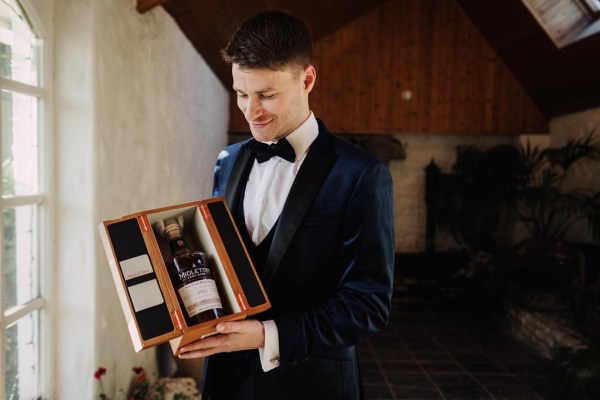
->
xmin=247 ymin=138 xmax=296 ymax=163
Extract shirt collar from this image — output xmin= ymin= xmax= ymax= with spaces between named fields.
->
xmin=282 ymin=111 xmax=318 ymax=160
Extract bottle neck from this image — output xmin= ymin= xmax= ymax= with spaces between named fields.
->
xmin=164 ymin=223 xmax=190 ymax=258
xmin=169 ymin=235 xmax=191 ymax=258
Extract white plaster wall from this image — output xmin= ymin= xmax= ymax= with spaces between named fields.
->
xmin=52 ymin=0 xmax=228 ymax=397
xmin=549 ymin=106 xmax=600 ymax=243
xmin=93 ymin=0 xmax=228 ymax=396
xmin=390 ymin=134 xmax=519 ymax=253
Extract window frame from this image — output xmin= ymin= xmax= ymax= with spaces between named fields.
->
xmin=0 ymin=0 xmax=51 ymax=398
xmin=579 ymin=0 xmax=600 ymax=19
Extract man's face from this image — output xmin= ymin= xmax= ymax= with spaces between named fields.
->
xmin=232 ymin=63 xmax=316 ymax=142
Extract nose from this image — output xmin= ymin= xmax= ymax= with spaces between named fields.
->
xmin=244 ymin=97 xmax=262 ymax=121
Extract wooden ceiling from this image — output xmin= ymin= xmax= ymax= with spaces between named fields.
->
xmin=136 ymin=0 xmax=600 ymax=131
xmin=149 ymin=0 xmax=387 ymax=90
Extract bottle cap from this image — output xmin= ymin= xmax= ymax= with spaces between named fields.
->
xmin=163 ymin=218 xmax=182 ymax=240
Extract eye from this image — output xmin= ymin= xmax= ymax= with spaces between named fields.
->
xmin=261 ymin=94 xmax=275 ymax=100
xmin=236 ymin=92 xmax=248 ymax=98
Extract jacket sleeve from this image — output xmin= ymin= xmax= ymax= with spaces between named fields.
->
xmin=212 ymin=150 xmax=225 ymax=197
xmin=274 ymin=161 xmax=395 ymax=367
xmin=212 ymin=145 xmax=239 ymax=197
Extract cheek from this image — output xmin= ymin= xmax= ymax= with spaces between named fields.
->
xmin=236 ymin=98 xmax=245 ymax=111
xmin=265 ymin=99 xmax=287 ymax=118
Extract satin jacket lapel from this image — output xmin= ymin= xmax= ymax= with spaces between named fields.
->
xmin=223 ymin=143 xmax=254 ymax=208
xmin=263 ymin=129 xmax=338 ymax=287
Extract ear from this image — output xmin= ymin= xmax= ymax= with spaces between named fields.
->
xmin=303 ymin=65 xmax=316 ymax=93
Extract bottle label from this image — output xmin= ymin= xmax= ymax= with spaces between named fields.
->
xmin=178 ymin=279 xmax=223 ymax=317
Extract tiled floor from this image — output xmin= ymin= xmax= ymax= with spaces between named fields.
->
xmin=359 ymin=311 xmax=546 ymax=400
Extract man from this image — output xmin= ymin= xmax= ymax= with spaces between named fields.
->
xmin=178 ymin=10 xmax=394 ymax=400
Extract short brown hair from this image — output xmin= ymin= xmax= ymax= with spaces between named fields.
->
xmin=221 ymin=10 xmax=313 ymax=70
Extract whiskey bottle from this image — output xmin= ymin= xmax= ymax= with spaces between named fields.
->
xmin=162 ymin=218 xmax=225 ymax=325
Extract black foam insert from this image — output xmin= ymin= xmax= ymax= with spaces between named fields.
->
xmin=207 ymin=201 xmax=266 ymax=308
xmin=107 ymin=218 xmax=174 ymax=340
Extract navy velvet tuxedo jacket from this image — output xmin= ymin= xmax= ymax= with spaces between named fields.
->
xmin=204 ymin=120 xmax=395 ymax=400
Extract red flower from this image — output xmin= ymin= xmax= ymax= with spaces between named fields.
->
xmin=136 ymin=371 xmax=147 ymax=382
xmin=132 ymin=366 xmax=144 ymax=375
xmin=94 ymin=367 xmax=107 ymax=380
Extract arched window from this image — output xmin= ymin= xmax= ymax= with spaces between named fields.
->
xmin=0 ymin=1 xmax=46 ymax=398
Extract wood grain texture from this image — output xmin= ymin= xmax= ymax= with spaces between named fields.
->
xmin=228 ymin=0 xmax=548 ymax=134
xmin=162 ymin=0 xmax=387 ymax=90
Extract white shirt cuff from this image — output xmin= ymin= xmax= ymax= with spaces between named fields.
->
xmin=258 ymin=320 xmax=280 ymax=372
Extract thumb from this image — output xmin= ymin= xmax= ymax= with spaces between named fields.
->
xmin=216 ymin=322 xmax=237 ymax=333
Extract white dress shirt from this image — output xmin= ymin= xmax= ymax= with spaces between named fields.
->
xmin=243 ymin=112 xmax=319 ymax=371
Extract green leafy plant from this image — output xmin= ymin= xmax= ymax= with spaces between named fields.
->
xmin=436 ymin=131 xmax=600 ymax=250
xmin=435 ymin=143 xmax=525 ymax=252
xmin=435 ymin=131 xmax=600 ymax=324
xmin=516 ymin=132 xmax=600 ymax=242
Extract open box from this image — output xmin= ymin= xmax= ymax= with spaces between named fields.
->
xmin=98 ymin=197 xmax=270 ymax=355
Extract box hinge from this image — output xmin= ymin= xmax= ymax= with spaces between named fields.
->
xmin=171 ymin=309 xmax=186 ymax=330
xmin=200 ymin=204 xmax=210 ymax=220
xmin=139 ymin=215 xmax=151 ymax=232
xmin=237 ymin=292 xmax=248 ymax=311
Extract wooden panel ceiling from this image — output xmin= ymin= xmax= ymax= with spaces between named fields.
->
xmin=228 ymin=0 xmax=548 ymax=134
xmin=158 ymin=0 xmax=387 ymax=89
xmin=136 ymin=0 xmax=600 ymax=130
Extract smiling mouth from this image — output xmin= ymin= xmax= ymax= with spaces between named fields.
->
xmin=251 ymin=120 xmax=272 ymax=128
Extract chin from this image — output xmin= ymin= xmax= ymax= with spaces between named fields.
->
xmin=250 ymin=130 xmax=276 ymax=143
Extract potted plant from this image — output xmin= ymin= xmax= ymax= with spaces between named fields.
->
xmin=513 ymin=132 xmax=600 ymax=326
xmin=435 ymin=130 xmax=600 ymax=322
xmin=516 ymin=132 xmax=600 ymax=245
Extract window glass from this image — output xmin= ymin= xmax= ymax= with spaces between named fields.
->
xmin=4 ymin=311 xmax=39 ymax=400
xmin=3 ymin=205 xmax=38 ymax=311
xmin=579 ymin=0 xmax=600 ymax=14
xmin=0 ymin=0 xmax=38 ymax=86
xmin=1 ymin=89 xmax=38 ymax=196
xmin=0 ymin=1 xmax=43 ymax=399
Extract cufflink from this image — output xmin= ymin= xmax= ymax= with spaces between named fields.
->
xmin=270 ymin=356 xmax=280 ymax=365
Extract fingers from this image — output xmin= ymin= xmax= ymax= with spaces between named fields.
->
xmin=180 ymin=334 xmax=228 ymax=354
xmin=215 ymin=320 xmax=253 ymax=334
xmin=178 ymin=337 xmax=224 ymax=358
xmin=215 ymin=322 xmax=232 ymax=333
xmin=177 ymin=320 xmax=265 ymax=358
xmin=178 ymin=346 xmax=221 ymax=359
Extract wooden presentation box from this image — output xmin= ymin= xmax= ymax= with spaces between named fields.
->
xmin=98 ymin=197 xmax=270 ymax=355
